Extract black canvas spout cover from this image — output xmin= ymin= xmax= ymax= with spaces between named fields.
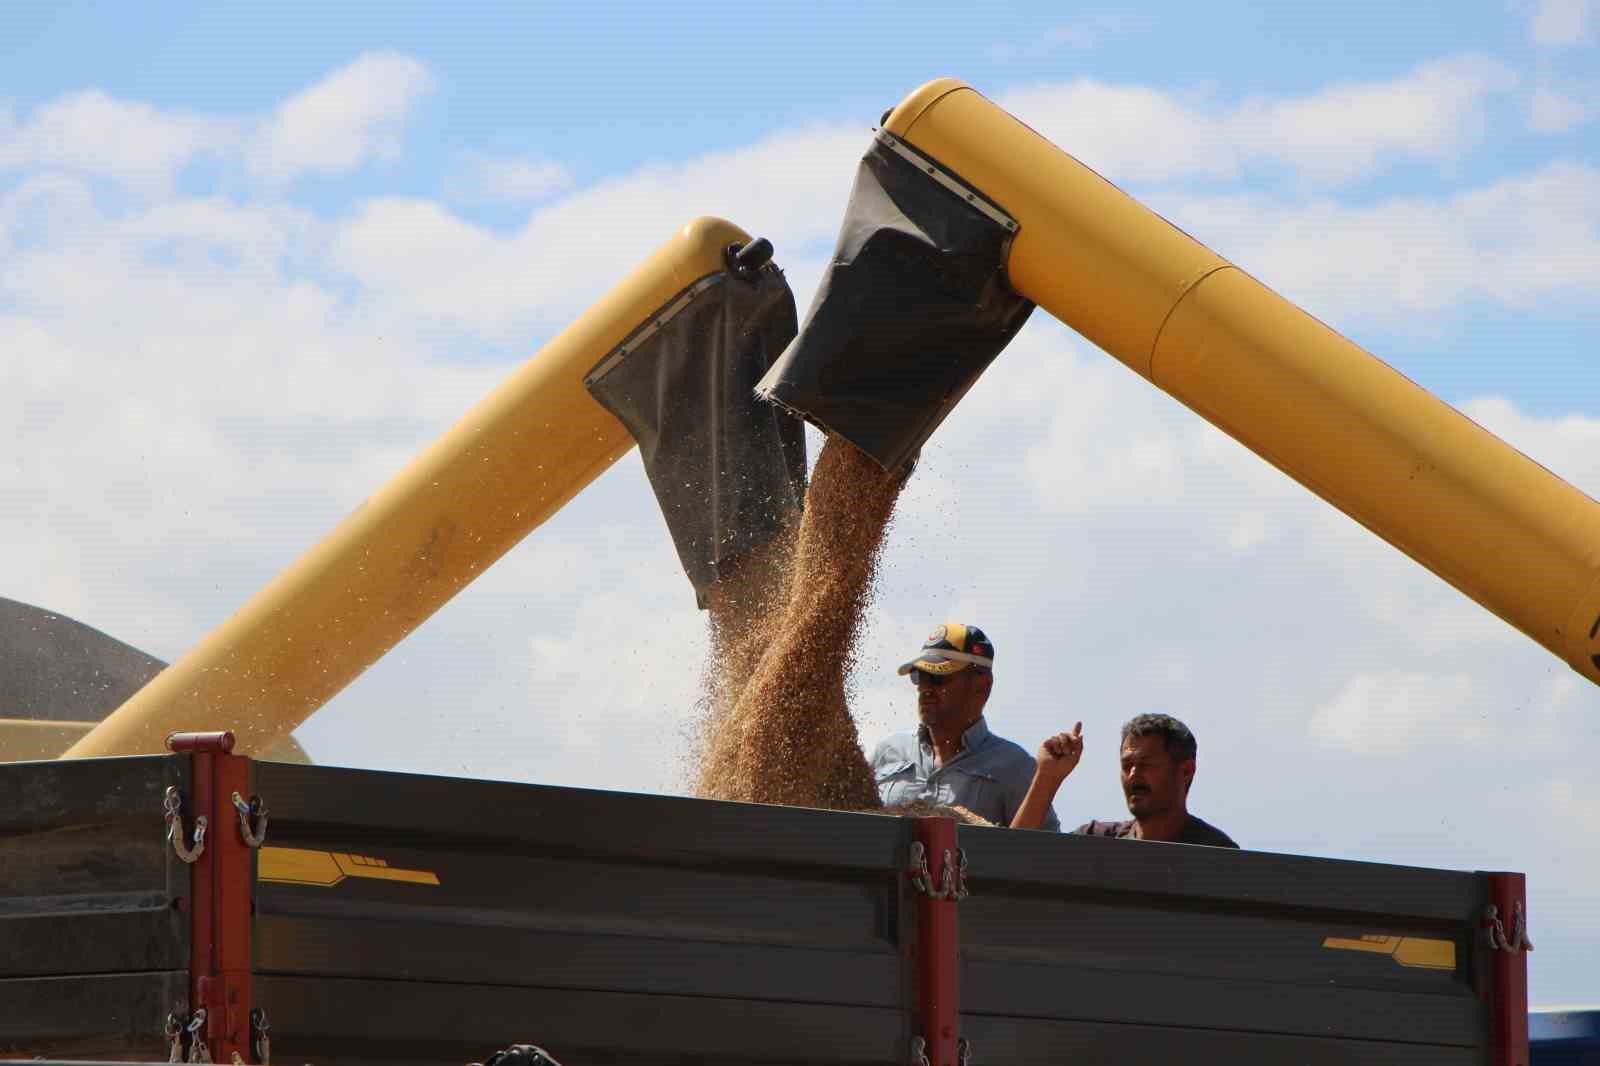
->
xmin=755 ymin=131 xmax=1035 ymax=472
xmin=584 ymin=263 xmax=804 ymax=606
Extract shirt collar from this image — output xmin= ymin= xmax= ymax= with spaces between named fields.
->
xmin=917 ymin=716 xmax=992 ymax=756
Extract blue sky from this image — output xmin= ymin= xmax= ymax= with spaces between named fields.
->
xmin=7 ymin=2 xmax=1594 ymax=408
xmin=3 ymin=0 xmax=1598 ymax=1006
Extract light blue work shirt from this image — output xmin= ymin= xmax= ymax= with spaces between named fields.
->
xmin=869 ymin=717 xmax=1059 ymax=831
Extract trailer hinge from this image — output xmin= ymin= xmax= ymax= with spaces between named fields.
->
xmin=908 ymin=841 xmax=969 ymax=900
xmin=1483 ymin=901 xmax=1534 ymax=953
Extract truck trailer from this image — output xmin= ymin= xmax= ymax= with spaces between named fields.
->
xmin=2 ymin=733 xmax=1534 ymax=1064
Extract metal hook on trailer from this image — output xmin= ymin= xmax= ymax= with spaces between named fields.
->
xmin=164 ymin=787 xmax=207 ymax=864
xmin=909 ymin=842 xmax=971 ymax=901
xmin=1484 ymin=901 xmax=1535 ymax=953
xmin=165 ymin=1011 xmax=185 ymax=1063
xmin=231 ymin=791 xmax=269 ymax=848
xmin=908 ymin=842 xmax=933 ymax=895
xmin=185 ymin=1008 xmax=211 ymax=1063
xmin=249 ymin=1007 xmax=270 ymax=1065
xmin=938 ymin=848 xmax=970 ymax=902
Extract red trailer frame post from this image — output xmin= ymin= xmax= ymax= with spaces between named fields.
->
xmin=168 ymin=731 xmax=259 ymax=1064
xmin=1484 ymin=871 xmax=1532 ymax=1066
xmin=912 ymin=817 xmax=965 ymax=1066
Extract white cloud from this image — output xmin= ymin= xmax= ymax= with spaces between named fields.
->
xmin=520 ymin=578 xmax=706 ymax=791
xmin=1046 ymin=13 xmax=1151 ymax=47
xmin=329 ymin=196 xmax=501 ymax=309
xmin=443 ymin=151 xmax=574 ymax=206
xmin=6 ymin=56 xmax=1555 ymax=354
xmin=247 ymin=52 xmax=436 ymax=182
xmin=1310 ymin=672 xmax=1484 ymax=754
xmin=0 ymin=167 xmax=505 ymax=660
xmin=0 ymin=54 xmax=436 ymax=194
xmin=0 ymin=90 xmax=238 ymax=189
xmin=1148 ymin=162 xmax=1600 ymax=327
xmin=325 ymin=122 xmax=862 ymax=341
xmin=322 ymin=126 xmax=1600 ymax=353
xmin=1544 ymin=777 xmax=1600 ymax=830
xmin=1527 ymin=81 xmax=1599 ymax=132
xmin=1526 ymin=0 xmax=1597 ymax=45
xmin=1227 ymin=56 xmax=1517 ymax=183
xmin=1000 ymin=55 xmax=1515 ymax=186
xmin=992 ymin=11 xmax=1153 ymax=58
xmin=999 ymin=80 xmax=1237 ymax=184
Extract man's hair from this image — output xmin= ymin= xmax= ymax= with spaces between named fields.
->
xmin=1121 ymin=713 xmax=1197 ymax=762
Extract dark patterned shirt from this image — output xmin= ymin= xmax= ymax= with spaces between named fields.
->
xmin=1072 ymin=814 xmax=1238 ymax=848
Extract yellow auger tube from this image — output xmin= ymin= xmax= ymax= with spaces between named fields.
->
xmin=65 ymin=218 xmax=754 ymax=758
xmin=886 ymin=80 xmax=1600 ymax=687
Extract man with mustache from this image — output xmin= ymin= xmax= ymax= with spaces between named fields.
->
xmin=870 ymin=623 xmax=1059 ymax=830
xmin=1010 ymin=713 xmax=1237 ymax=847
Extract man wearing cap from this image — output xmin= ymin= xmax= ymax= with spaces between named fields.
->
xmin=869 ymin=624 xmax=1059 ymax=831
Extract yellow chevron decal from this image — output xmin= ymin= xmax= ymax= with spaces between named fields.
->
xmin=1322 ymin=933 xmax=1455 ymax=971
xmin=258 ymin=846 xmax=440 ymax=887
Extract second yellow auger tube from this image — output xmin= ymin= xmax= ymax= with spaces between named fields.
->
xmin=885 ymin=79 xmax=1600 ymax=688
xmin=65 ymin=218 xmax=758 ymax=758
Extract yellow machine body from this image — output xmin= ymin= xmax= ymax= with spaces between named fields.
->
xmin=0 ymin=717 xmax=311 ymax=763
xmin=3 ymin=719 xmax=107 ymax=763
xmin=885 ymin=79 xmax=1600 ymax=687
xmin=64 ymin=218 xmax=753 ymax=758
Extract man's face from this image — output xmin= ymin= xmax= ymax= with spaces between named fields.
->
xmin=1120 ymin=734 xmax=1194 ymax=818
xmin=913 ymin=668 xmax=989 ymax=732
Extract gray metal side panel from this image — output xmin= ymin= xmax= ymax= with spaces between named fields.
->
xmin=0 ymin=970 xmax=188 ymax=1060
xmin=959 ymin=823 xmax=1489 ymax=1056
xmin=258 ymin=976 xmax=908 ymax=1066
xmin=0 ymin=755 xmax=187 ymax=978
xmin=252 ymin=761 xmax=916 ymax=1044
xmin=0 ymin=757 xmax=189 ymax=1059
xmin=0 ymin=758 xmax=1506 ymax=1064
xmin=962 ymin=1013 xmax=1489 ymax=1066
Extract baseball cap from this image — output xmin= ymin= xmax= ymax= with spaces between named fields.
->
xmin=897 ymin=623 xmax=995 ymax=677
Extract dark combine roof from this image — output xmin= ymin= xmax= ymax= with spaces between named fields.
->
xmin=0 ymin=596 xmax=164 ymax=722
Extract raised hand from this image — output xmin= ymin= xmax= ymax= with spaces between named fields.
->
xmin=1035 ymin=722 xmax=1084 ymax=783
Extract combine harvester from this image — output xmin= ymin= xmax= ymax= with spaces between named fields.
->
xmin=4 ymin=79 xmax=1595 ymax=1065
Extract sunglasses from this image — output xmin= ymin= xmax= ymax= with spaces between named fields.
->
xmin=908 ymin=668 xmax=954 ymax=687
